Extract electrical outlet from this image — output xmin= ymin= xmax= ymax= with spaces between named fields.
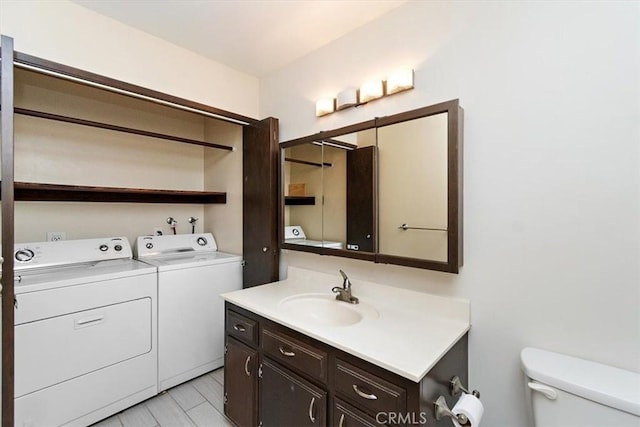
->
xmin=47 ymin=231 xmax=66 ymax=242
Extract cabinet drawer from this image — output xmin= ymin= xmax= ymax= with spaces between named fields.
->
xmin=262 ymin=328 xmax=327 ymax=383
xmin=334 ymin=359 xmax=406 ymax=416
xmin=334 ymin=398 xmax=386 ymax=427
xmin=226 ymin=310 xmax=258 ymax=346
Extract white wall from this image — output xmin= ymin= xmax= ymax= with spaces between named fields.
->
xmin=261 ymin=2 xmax=640 ymax=426
xmin=203 ymin=120 xmax=244 ymax=255
xmin=0 ymin=1 xmax=257 ymax=246
xmin=0 ymin=0 xmax=259 ymax=118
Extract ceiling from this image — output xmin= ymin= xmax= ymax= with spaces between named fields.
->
xmin=72 ymin=0 xmax=407 ymax=77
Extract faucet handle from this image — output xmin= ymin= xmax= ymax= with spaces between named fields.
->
xmin=339 ymin=270 xmax=348 ymax=281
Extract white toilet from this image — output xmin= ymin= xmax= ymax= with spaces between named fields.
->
xmin=521 ymin=347 xmax=640 ymax=426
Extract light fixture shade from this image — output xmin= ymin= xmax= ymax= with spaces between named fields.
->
xmin=386 ymin=69 xmax=414 ymax=95
xmin=315 ymin=98 xmax=335 ymax=117
xmin=336 ymin=88 xmax=358 ymax=110
xmin=359 ymin=80 xmax=384 ymax=103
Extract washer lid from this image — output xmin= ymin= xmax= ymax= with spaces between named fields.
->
xmin=139 ymin=251 xmax=242 ymax=271
xmin=135 ymin=233 xmax=218 ymax=258
xmin=521 ymin=347 xmax=640 ymax=416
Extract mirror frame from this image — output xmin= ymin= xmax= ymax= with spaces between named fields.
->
xmin=280 ymin=99 xmax=463 ymax=273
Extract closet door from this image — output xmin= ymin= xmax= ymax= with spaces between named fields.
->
xmin=243 ymin=117 xmax=279 ymax=287
xmin=1 ymin=33 xmax=16 ymax=426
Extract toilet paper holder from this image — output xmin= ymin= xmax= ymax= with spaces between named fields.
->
xmin=435 ymin=396 xmax=469 ymax=424
xmin=451 ymin=376 xmax=480 ymax=399
xmin=433 ymin=376 xmax=481 ymax=424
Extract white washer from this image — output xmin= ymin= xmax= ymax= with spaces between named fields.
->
xmin=8 ymin=237 xmax=158 ymax=427
xmin=135 ymin=233 xmax=242 ymax=391
xmin=284 ymin=225 xmax=343 ymax=249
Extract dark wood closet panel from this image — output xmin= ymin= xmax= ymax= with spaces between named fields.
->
xmin=1 ymin=34 xmax=16 ymax=427
xmin=243 ymin=117 xmax=280 ymax=287
xmin=346 ymin=146 xmax=376 ymax=253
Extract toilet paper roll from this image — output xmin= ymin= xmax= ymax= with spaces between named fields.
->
xmin=450 ymin=393 xmax=484 ymax=427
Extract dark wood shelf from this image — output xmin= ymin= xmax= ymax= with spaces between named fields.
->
xmin=3 ymin=182 xmax=226 ymax=204
xmin=13 ymin=107 xmax=234 ymax=151
xmin=284 ymin=157 xmax=332 ymax=168
xmin=284 ymin=196 xmax=315 ymax=206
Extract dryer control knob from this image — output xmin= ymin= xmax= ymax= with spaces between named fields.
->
xmin=114 ymin=245 xmax=123 ymax=251
xmin=99 ymin=244 xmax=109 ymax=252
xmin=15 ymin=249 xmax=34 ymax=262
xmin=146 ymin=243 xmax=154 ymax=249
xmin=197 ymin=237 xmax=207 ymax=246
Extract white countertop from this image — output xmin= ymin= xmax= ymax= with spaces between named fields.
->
xmin=221 ymin=267 xmax=470 ymax=382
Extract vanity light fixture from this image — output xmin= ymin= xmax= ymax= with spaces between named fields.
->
xmin=315 ymin=68 xmax=414 ymax=117
xmin=315 ymin=98 xmax=336 ymax=117
xmin=359 ymin=79 xmax=385 ymax=103
xmin=386 ymin=68 xmax=414 ymax=95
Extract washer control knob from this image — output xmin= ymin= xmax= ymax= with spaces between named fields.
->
xmin=99 ymin=244 xmax=109 ymax=252
xmin=15 ymin=249 xmax=34 ymax=262
xmin=146 ymin=243 xmax=154 ymax=249
xmin=197 ymin=237 xmax=207 ymax=246
xmin=114 ymin=244 xmax=123 ymax=251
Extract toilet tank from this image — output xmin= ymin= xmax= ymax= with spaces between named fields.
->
xmin=520 ymin=347 xmax=640 ymax=427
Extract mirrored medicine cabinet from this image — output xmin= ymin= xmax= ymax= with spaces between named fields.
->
xmin=280 ymin=99 xmax=463 ymax=273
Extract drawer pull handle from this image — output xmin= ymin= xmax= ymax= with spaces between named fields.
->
xmin=308 ymin=397 xmax=316 ymax=423
xmin=244 ymin=355 xmax=251 ymax=377
xmin=75 ymin=315 xmax=105 ymax=328
xmin=279 ymin=346 xmax=296 ymax=357
xmin=338 ymin=413 xmax=345 ymax=427
xmin=353 ymin=384 xmax=377 ymax=400
xmin=233 ymin=324 xmax=246 ymax=332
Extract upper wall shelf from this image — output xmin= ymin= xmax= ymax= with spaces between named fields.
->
xmin=2 ymin=182 xmax=226 ymax=204
xmin=284 ymin=157 xmax=332 ymax=168
xmin=14 ymin=107 xmax=234 ymax=151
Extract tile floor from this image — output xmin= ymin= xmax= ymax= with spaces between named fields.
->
xmin=92 ymin=368 xmax=233 ymax=427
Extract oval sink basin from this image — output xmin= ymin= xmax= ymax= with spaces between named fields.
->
xmin=278 ymin=293 xmax=379 ymax=327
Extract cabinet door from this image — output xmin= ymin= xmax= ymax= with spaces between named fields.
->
xmin=334 ymin=398 xmax=386 ymax=427
xmin=243 ymin=117 xmax=280 ymax=288
xmin=224 ymin=337 xmax=258 ymax=427
xmin=346 ymin=146 xmax=376 ymax=252
xmin=260 ymin=359 xmax=326 ymax=427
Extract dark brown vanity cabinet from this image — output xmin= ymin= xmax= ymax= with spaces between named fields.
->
xmin=224 ymin=302 xmax=468 ymax=427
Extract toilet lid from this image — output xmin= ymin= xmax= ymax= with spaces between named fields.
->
xmin=521 ymin=347 xmax=640 ymax=416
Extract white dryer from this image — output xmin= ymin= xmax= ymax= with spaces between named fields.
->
xmin=9 ymin=237 xmax=158 ymax=427
xmin=135 ymin=233 xmax=242 ymax=391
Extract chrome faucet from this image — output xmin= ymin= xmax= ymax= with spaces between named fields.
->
xmin=331 ymin=270 xmax=359 ymax=304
